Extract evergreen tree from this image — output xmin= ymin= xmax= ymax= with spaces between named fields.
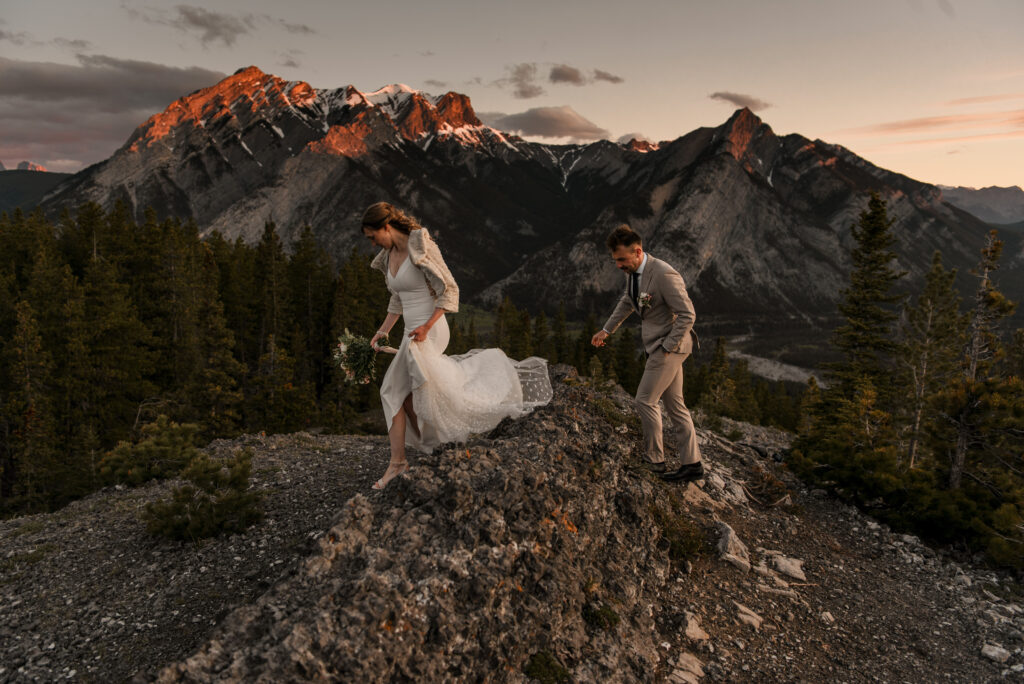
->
xmin=533 ymin=311 xmax=554 ymax=362
xmin=552 ymin=303 xmax=569 ymax=365
xmin=897 ymin=251 xmax=964 ymax=469
xmin=829 ymin=194 xmax=906 ymax=399
xmin=1008 ymin=329 xmax=1024 ymax=379
xmin=80 ymin=256 xmax=158 ymax=447
xmin=287 ymin=226 xmax=336 ymax=393
xmin=1 ymin=301 xmax=58 ymax=510
xmin=612 ymin=326 xmax=643 ymax=393
xmin=183 ymin=246 xmax=245 ymax=439
xmin=934 ymin=231 xmax=1017 ymax=490
xmin=254 ymin=222 xmax=292 ymax=358
xmin=728 ymin=359 xmax=761 ymax=423
xmin=247 ymin=334 xmax=316 ymax=433
xmin=703 ymin=337 xmax=738 ymax=418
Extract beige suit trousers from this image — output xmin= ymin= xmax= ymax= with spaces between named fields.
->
xmin=635 ymin=349 xmax=701 ymax=466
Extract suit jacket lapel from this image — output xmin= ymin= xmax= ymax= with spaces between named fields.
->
xmin=638 ymin=257 xmax=656 ymax=317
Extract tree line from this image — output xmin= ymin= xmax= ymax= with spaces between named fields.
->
xmin=1 ymin=203 xmax=800 ymax=516
xmin=791 ymin=194 xmax=1024 ymax=569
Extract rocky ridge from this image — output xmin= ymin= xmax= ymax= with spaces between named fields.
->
xmin=2 ymin=367 xmax=1022 ymax=682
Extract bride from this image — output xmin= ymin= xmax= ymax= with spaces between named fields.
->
xmin=362 ymin=202 xmax=552 ymax=489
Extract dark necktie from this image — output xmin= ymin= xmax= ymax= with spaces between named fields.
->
xmin=630 ymin=271 xmax=640 ymax=308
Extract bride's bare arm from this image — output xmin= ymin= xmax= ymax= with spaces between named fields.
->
xmin=408 ymin=307 xmax=446 ymax=342
xmin=371 ymin=313 xmax=401 ymax=350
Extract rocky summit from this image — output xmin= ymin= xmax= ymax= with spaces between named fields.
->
xmin=2 ymin=367 xmax=1021 ymax=682
xmin=36 ymin=67 xmax=1023 ymax=344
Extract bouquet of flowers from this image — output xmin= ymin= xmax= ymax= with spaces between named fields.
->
xmin=333 ymin=330 xmax=378 ymax=385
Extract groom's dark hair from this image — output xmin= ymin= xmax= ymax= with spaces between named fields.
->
xmin=606 ymin=224 xmax=642 ymax=251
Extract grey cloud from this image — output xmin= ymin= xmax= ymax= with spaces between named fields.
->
xmin=127 ymin=4 xmax=314 ymax=46
xmin=425 ymin=79 xmax=447 ymax=89
xmin=53 ymin=37 xmax=93 ymax=51
xmin=937 ymin=0 xmax=955 ymax=18
xmin=594 ymin=69 xmax=624 ymax=84
xmin=480 ymin=106 xmax=609 ymax=141
xmin=279 ymin=49 xmax=304 ymax=69
xmin=550 ymin=64 xmax=586 ymax=85
xmin=0 ymin=29 xmax=34 ymax=46
xmin=273 ymin=18 xmax=316 ymax=35
xmin=172 ymin=5 xmax=252 ymax=46
xmin=0 ymin=55 xmax=225 ymax=172
xmin=501 ymin=63 xmax=545 ymax=99
xmin=709 ymin=91 xmax=772 ymax=111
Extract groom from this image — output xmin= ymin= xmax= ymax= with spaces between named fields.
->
xmin=591 ymin=225 xmax=704 ymax=483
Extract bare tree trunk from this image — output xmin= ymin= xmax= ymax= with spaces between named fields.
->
xmin=907 ymin=405 xmax=923 ymax=469
xmin=949 ymin=420 xmax=968 ymax=489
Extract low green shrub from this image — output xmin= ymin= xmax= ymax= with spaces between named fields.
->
xmin=142 ymin=448 xmax=263 ymax=542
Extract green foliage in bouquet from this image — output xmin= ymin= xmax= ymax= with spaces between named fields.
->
xmin=333 ymin=329 xmax=378 ymax=385
xmin=99 ymin=414 xmax=200 ymax=486
xmin=142 ymin=448 xmax=263 ymax=542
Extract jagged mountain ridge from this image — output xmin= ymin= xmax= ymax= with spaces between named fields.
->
xmin=39 ymin=66 xmax=1023 ymax=343
xmin=939 ymin=185 xmax=1024 ymax=225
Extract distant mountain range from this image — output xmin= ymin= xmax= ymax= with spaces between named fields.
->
xmin=0 ymin=169 xmax=72 ymax=215
xmin=938 ymin=185 xmax=1024 ymax=225
xmin=25 ymin=66 xmax=1024 ymax=360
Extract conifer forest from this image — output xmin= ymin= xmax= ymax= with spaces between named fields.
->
xmin=2 ymin=198 xmax=1022 ymax=569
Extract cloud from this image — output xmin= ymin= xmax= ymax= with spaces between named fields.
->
xmin=424 ymin=79 xmax=447 ymax=89
xmin=616 ymin=132 xmax=649 ymax=144
xmin=594 ymin=69 xmax=624 ymax=84
xmin=494 ymin=63 xmax=625 ymax=97
xmin=171 ymin=5 xmax=251 ymax=46
xmin=498 ymin=63 xmax=545 ymax=99
xmin=844 ymin=109 xmax=1024 ymax=136
xmin=272 ymin=18 xmax=316 ymax=35
xmin=709 ymin=91 xmax=772 ymax=111
xmin=479 ymin=106 xmax=609 ymax=141
xmin=125 ymin=4 xmax=316 ymax=47
xmin=0 ymin=29 xmax=34 ymax=46
xmin=550 ymin=64 xmax=586 ymax=85
xmin=278 ymin=49 xmax=303 ymax=69
xmin=946 ymin=92 xmax=1024 ymax=106
xmin=0 ymin=55 xmax=225 ymax=171
xmin=53 ymin=37 xmax=93 ymax=51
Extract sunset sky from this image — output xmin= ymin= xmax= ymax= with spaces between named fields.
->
xmin=1 ymin=0 xmax=1022 ymax=189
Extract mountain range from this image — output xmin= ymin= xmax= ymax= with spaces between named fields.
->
xmin=937 ymin=185 xmax=1024 ymax=225
xmin=34 ymin=66 xmax=1024 ymax=360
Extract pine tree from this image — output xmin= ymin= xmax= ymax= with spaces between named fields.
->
xmin=81 ymin=256 xmax=158 ymax=447
xmin=247 ymin=335 xmax=316 ymax=433
xmin=287 ymin=226 xmax=336 ymax=393
xmin=935 ymin=231 xmax=1017 ymax=490
xmin=254 ymin=222 xmax=292 ymax=358
xmin=1 ymin=301 xmax=58 ymax=511
xmin=703 ymin=337 xmax=738 ymax=418
xmin=897 ymin=251 xmax=965 ymax=469
xmin=829 ymin=193 xmax=906 ymax=399
xmin=183 ymin=246 xmax=245 ymax=439
xmin=552 ymin=303 xmax=569 ymax=365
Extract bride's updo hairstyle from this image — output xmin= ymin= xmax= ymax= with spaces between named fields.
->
xmin=360 ymin=202 xmax=423 ymax=235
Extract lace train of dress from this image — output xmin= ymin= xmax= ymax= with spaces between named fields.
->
xmin=380 ymin=258 xmax=552 ymax=453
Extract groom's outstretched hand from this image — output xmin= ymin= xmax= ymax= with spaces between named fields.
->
xmin=591 ymin=330 xmax=609 ymax=348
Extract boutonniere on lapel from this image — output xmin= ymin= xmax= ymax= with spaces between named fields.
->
xmin=638 ymin=292 xmax=652 ymax=310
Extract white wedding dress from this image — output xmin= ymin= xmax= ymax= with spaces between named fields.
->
xmin=380 ymin=258 xmax=552 ymax=452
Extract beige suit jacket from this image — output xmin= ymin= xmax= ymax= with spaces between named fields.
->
xmin=603 ymin=254 xmax=699 ymax=355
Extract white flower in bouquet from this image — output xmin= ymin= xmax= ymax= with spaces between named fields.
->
xmin=332 ymin=329 xmax=377 ymax=385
